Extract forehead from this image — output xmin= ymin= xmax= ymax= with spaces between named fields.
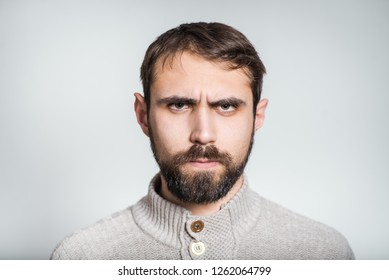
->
xmin=151 ymin=52 xmax=251 ymax=98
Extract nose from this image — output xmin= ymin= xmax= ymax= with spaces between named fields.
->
xmin=189 ymin=107 xmax=216 ymax=145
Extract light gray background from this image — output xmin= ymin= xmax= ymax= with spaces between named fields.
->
xmin=1 ymin=0 xmax=388 ymax=259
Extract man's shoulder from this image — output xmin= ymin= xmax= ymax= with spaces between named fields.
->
xmin=244 ymin=192 xmax=354 ymax=259
xmin=50 ymin=206 xmax=138 ymax=260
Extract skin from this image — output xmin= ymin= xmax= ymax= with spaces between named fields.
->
xmin=135 ymin=52 xmax=268 ymax=215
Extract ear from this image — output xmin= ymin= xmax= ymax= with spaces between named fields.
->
xmin=134 ymin=92 xmax=150 ymax=137
xmin=254 ymin=98 xmax=268 ymax=131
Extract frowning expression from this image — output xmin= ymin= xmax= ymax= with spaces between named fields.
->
xmin=135 ymin=51 xmax=266 ymax=203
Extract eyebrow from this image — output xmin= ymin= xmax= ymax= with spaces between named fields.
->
xmin=157 ymin=95 xmax=246 ymax=107
xmin=157 ymin=96 xmax=197 ymax=105
xmin=209 ymin=97 xmax=246 ymax=107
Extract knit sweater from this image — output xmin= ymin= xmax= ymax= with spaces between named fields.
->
xmin=50 ymin=174 xmax=354 ymax=259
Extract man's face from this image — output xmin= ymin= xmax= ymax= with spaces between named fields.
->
xmin=143 ymin=52 xmax=260 ymax=204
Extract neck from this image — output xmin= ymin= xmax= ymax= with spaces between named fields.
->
xmin=159 ymin=175 xmax=244 ymax=216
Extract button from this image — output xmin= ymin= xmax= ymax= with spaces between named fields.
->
xmin=191 ymin=220 xmax=205 ymax=233
xmin=190 ymin=241 xmax=205 ymax=256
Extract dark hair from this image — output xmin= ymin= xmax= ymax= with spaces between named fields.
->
xmin=140 ymin=22 xmax=266 ymax=113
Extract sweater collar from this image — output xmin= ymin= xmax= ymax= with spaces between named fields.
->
xmin=132 ymin=173 xmax=260 ymax=249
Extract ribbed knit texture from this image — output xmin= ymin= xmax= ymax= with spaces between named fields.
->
xmin=50 ymin=174 xmax=354 ymax=260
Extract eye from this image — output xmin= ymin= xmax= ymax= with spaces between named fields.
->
xmin=218 ymin=103 xmax=237 ymax=112
xmin=220 ymin=104 xmax=232 ymax=110
xmin=169 ymin=102 xmax=189 ymax=111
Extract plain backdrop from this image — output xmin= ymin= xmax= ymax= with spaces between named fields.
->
xmin=1 ymin=0 xmax=388 ymax=259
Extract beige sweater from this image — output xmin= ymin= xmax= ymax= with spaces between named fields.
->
xmin=51 ymin=174 xmax=354 ymax=259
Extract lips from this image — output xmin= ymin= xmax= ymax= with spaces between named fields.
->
xmin=170 ymin=145 xmax=232 ymax=167
xmin=188 ymin=159 xmax=219 ymax=168
xmin=191 ymin=158 xmax=217 ymax=163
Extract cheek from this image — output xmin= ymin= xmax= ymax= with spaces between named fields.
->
xmin=217 ymin=115 xmax=254 ymax=157
xmin=149 ymin=112 xmax=190 ymax=155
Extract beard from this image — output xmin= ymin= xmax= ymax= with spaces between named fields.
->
xmin=149 ymin=130 xmax=254 ymax=204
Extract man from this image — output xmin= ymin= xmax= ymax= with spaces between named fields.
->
xmin=51 ymin=22 xmax=354 ymax=259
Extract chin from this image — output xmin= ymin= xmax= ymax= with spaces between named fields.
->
xmin=181 ymin=165 xmax=224 ymax=177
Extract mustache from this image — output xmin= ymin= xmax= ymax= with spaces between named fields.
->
xmin=172 ymin=145 xmax=233 ymax=166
